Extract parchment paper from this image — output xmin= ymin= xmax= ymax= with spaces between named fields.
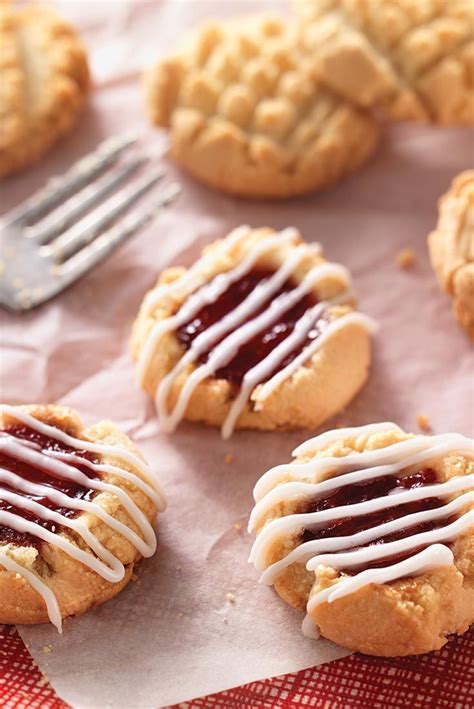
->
xmin=1 ymin=1 xmax=473 ymax=707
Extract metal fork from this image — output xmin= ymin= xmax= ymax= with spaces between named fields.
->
xmin=0 ymin=134 xmax=180 ymax=311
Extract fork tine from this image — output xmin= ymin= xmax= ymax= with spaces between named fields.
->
xmin=5 ymin=133 xmax=137 ymax=227
xmin=44 ymin=167 xmax=166 ymax=262
xmin=29 ymin=155 xmax=148 ymax=245
xmin=57 ymin=183 xmax=180 ymax=288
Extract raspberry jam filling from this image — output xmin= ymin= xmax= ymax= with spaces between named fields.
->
xmin=0 ymin=425 xmax=99 ymax=548
xmin=175 ymin=268 xmax=327 ymax=385
xmin=301 ymin=468 xmax=453 ymax=572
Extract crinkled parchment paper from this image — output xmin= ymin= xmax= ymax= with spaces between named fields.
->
xmin=1 ymin=1 xmax=473 ymax=707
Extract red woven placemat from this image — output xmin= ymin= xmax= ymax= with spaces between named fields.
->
xmin=1 ymin=626 xmax=473 ymax=708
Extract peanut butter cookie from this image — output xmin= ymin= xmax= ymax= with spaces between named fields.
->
xmin=296 ymin=0 xmax=474 ymax=124
xmin=145 ymin=15 xmax=379 ymax=198
xmin=0 ymin=2 xmax=89 ymax=177
xmin=428 ymin=171 xmax=474 ymax=339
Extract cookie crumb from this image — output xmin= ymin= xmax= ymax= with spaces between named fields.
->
xmin=224 ymin=452 xmax=234 ymax=464
xmin=416 ymin=413 xmax=431 ymax=432
xmin=42 ymin=645 xmax=52 ymax=654
xmin=234 ymin=522 xmax=242 ymax=532
xmin=396 ymin=248 xmax=416 ymax=269
xmin=226 ymin=592 xmax=236 ymax=604
xmin=177 ymin=612 xmax=184 ymax=619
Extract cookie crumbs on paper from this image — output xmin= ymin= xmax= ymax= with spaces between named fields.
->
xmin=417 ymin=413 xmax=432 ymax=432
xmin=226 ymin=592 xmax=236 ymax=604
xmin=224 ymin=452 xmax=234 ymax=464
xmin=396 ymin=249 xmax=416 ymax=269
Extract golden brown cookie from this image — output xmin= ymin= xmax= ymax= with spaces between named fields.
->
xmin=0 ymin=2 xmax=90 ymax=177
xmin=145 ymin=15 xmax=379 ymax=198
xmin=131 ymin=226 xmax=376 ymax=438
xmin=0 ymin=404 xmax=166 ymax=630
xmin=296 ymin=0 xmax=474 ymax=124
xmin=249 ymin=422 xmax=474 ymax=656
xmin=428 ymin=171 xmax=474 ymax=339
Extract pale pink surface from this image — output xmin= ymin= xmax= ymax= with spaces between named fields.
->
xmin=1 ymin=1 xmax=473 ymax=707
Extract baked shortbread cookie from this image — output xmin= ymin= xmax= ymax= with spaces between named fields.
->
xmin=132 ymin=226 xmax=376 ymax=438
xmin=145 ymin=15 xmax=379 ymax=198
xmin=429 ymin=171 xmax=474 ymax=339
xmin=295 ymin=0 xmax=474 ymax=124
xmin=249 ymin=422 xmax=474 ymax=656
xmin=0 ymin=404 xmax=166 ymax=630
xmin=0 ymin=2 xmax=90 ymax=177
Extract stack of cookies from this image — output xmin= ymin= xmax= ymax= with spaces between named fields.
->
xmin=146 ymin=0 xmax=473 ymax=199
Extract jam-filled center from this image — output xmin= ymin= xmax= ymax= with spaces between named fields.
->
xmin=301 ymin=468 xmax=454 ymax=573
xmin=0 ymin=425 xmax=99 ymax=548
xmin=175 ymin=268 xmax=326 ymax=386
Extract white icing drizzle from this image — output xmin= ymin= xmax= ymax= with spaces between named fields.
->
xmin=44 ymin=450 xmax=163 ymax=509
xmin=252 ymin=311 xmax=377 ymax=414
xmin=0 ymin=406 xmax=166 ymax=631
xmin=138 ymin=230 xmax=306 ymax=383
xmin=293 ymin=421 xmax=402 ymax=456
xmin=251 ymin=432 xmax=469 ymax=503
xmin=0 ymin=406 xmax=166 ymax=511
xmin=302 ymin=545 xmax=455 ymax=639
xmin=250 ymin=433 xmax=473 ymax=527
xmin=160 ymin=261 xmax=350 ymax=436
xmin=304 ymin=508 xmax=474 ymax=571
xmin=0 ymin=550 xmax=63 ymax=632
xmin=221 ymin=302 xmax=328 ymax=439
xmin=259 ymin=492 xmax=473 ymax=585
xmin=142 ymin=225 xmax=260 ymax=314
xmin=138 ymin=227 xmax=375 ymax=438
xmin=155 ymin=243 xmax=319 ymax=432
xmin=250 ymin=475 xmax=474 ymax=569
xmin=248 ymin=424 xmax=474 ymax=639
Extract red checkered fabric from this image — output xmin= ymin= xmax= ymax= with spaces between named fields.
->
xmin=1 ymin=626 xmax=473 ymax=708
xmin=0 ymin=627 xmax=64 ymax=708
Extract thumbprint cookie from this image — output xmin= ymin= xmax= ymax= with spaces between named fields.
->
xmin=145 ymin=15 xmax=379 ymax=198
xmin=132 ymin=226 xmax=376 ymax=438
xmin=0 ymin=2 xmax=89 ymax=177
xmin=428 ymin=171 xmax=474 ymax=339
xmin=0 ymin=405 xmax=166 ymax=630
xmin=249 ymin=423 xmax=474 ymax=656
